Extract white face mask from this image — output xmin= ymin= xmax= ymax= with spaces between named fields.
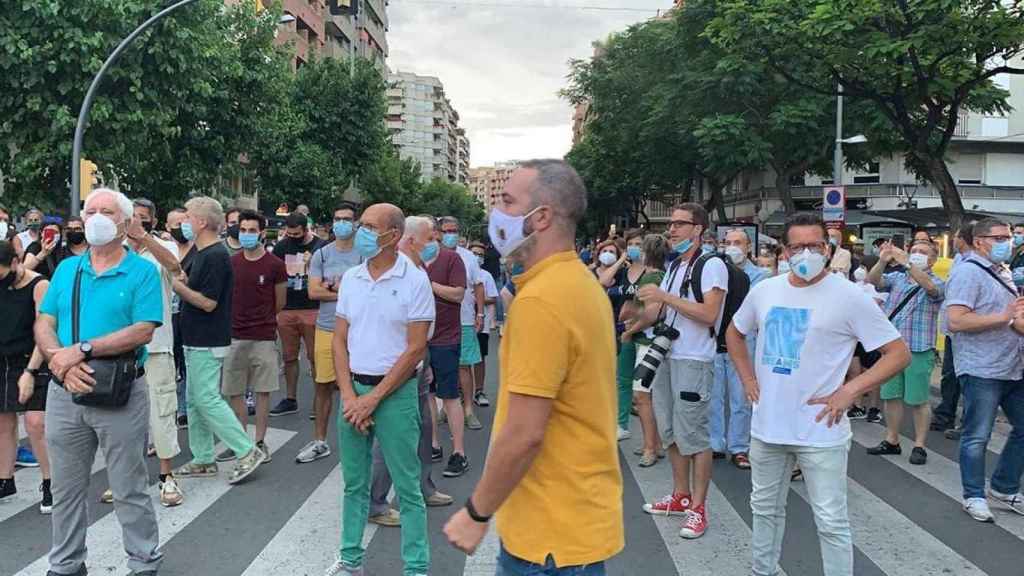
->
xmin=853 ymin=267 xmax=867 ymax=282
xmin=0 ymin=221 xmax=7 ymax=240
xmin=488 ymin=205 xmax=543 ymax=258
xmin=724 ymin=246 xmax=745 ymax=265
xmin=777 ymin=260 xmax=791 ymax=274
xmin=789 ymin=249 xmax=827 ymax=281
xmin=598 ymin=251 xmax=617 ymax=266
xmin=908 ymin=253 xmax=929 ymax=269
xmin=85 ymin=214 xmax=119 ymax=247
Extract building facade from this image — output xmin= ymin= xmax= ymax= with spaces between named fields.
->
xmin=277 ymin=0 xmax=327 ymax=68
xmin=323 ymin=0 xmax=388 ymax=70
xmin=387 ymin=71 xmax=470 ymax=183
xmin=468 ymin=161 xmax=520 ymax=213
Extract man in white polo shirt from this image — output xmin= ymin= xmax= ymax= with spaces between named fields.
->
xmin=327 ymin=203 xmax=434 ymax=576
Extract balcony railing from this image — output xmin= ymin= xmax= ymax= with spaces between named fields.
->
xmin=954 ymin=110 xmax=969 ymax=138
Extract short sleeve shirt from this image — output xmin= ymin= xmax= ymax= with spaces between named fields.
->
xmin=732 ymin=273 xmax=901 ymax=447
xmin=273 ymin=236 xmax=324 ymax=310
xmin=336 ymin=253 xmax=435 ymax=375
xmin=40 ymin=251 xmax=163 ymax=363
xmin=660 ymin=255 xmax=729 ymax=362
xmin=456 ymin=246 xmax=482 ymax=326
xmin=427 ymin=249 xmax=467 ymax=346
xmin=479 ymin=270 xmax=499 ymax=334
xmin=231 ymin=251 xmax=288 ymax=341
xmin=944 ymin=254 xmax=1024 ymax=380
xmin=308 ymin=243 xmax=362 ymax=332
xmin=879 ymin=269 xmax=945 ymax=352
xmin=633 ymin=269 xmax=666 ymax=345
xmin=135 ymin=238 xmax=179 ymax=354
xmin=181 ymin=243 xmax=233 ymax=348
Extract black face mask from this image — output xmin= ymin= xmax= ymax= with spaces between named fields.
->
xmin=170 ymin=228 xmax=188 ymax=244
xmin=66 ymin=231 xmax=86 ymax=246
xmin=27 ymin=222 xmax=41 ymax=232
xmin=227 ymin=224 xmax=240 ymax=240
xmin=141 ymin=220 xmax=154 ymax=233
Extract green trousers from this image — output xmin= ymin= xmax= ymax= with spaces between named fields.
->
xmin=617 ymin=340 xmax=637 ymax=429
xmin=184 ymin=347 xmax=254 ymax=465
xmin=338 ymin=378 xmax=428 ymax=574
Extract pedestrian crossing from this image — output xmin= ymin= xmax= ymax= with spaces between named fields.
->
xmin=2 ymin=404 xmax=1019 ymax=575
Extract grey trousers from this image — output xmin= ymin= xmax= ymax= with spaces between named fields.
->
xmin=45 ymin=378 xmax=162 ymax=574
xmin=370 ymin=369 xmax=437 ymax=515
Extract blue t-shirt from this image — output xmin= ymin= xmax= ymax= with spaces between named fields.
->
xmin=40 ymin=250 xmax=164 ymax=363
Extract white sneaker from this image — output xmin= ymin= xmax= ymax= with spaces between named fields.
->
xmin=160 ymin=476 xmax=184 ymax=507
xmin=988 ymin=488 xmax=1024 ymax=515
xmin=324 ymin=559 xmax=363 ymax=576
xmin=617 ymin=427 xmax=631 ymax=441
xmin=963 ymin=497 xmax=995 ymax=523
xmin=296 ymin=440 xmax=331 ymax=464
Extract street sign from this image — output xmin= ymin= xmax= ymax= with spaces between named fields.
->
xmin=822 ymin=186 xmax=846 ymax=223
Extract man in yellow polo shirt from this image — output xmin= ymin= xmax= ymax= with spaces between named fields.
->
xmin=444 ymin=159 xmax=624 ymax=574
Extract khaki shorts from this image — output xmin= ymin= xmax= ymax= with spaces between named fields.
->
xmin=314 ymin=328 xmax=336 ymax=385
xmin=222 ymin=339 xmax=281 ymax=397
xmin=652 ymin=357 xmax=713 ymax=456
xmin=145 ymin=352 xmax=181 ymax=460
xmin=277 ymin=308 xmax=317 ymax=364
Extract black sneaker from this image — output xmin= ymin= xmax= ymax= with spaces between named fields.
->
xmin=866 ymin=440 xmax=902 ymax=455
xmin=474 ymin=391 xmax=491 ymax=407
xmin=865 ymin=408 xmax=882 ymax=424
xmin=40 ymin=479 xmax=52 ymax=514
xmin=909 ymin=447 xmax=927 ymax=465
xmin=847 ymin=405 xmax=867 ymax=420
xmin=431 ymin=446 xmax=443 ymax=463
xmin=176 ymin=414 xmax=188 ymax=429
xmin=47 ymin=565 xmax=87 ymax=576
xmin=443 ymin=453 xmax=469 ymax=477
xmin=0 ymin=477 xmax=15 ymax=500
xmin=269 ymin=398 xmax=298 ymax=417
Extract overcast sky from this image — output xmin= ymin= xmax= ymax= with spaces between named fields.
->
xmin=387 ymin=1 xmax=668 ymax=168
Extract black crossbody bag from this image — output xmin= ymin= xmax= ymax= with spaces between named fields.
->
xmin=68 ymin=263 xmax=138 ymax=408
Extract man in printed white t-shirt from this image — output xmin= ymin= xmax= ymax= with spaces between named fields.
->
xmin=726 ymin=213 xmax=909 ymax=576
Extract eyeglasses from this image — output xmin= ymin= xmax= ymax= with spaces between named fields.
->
xmin=668 ymin=220 xmax=695 ymax=230
xmin=978 ymin=234 xmax=1013 ymax=242
xmin=786 ymin=242 xmax=827 ymax=254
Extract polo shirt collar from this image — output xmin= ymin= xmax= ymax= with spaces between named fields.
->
xmin=514 ymin=251 xmax=576 ymax=289
xmin=81 ymin=247 xmax=132 ymax=278
xmin=354 ymin=252 xmax=408 ymax=282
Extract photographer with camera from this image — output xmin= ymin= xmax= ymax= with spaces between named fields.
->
xmin=634 ymin=203 xmax=728 ymax=540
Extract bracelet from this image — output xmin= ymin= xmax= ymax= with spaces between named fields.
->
xmin=24 ymin=368 xmax=39 ymax=377
xmin=465 ymin=497 xmax=491 ymax=523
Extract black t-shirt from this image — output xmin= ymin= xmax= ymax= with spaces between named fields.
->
xmin=180 ymin=244 xmax=197 ymax=275
xmin=272 ymin=236 xmax=324 ymax=310
xmin=181 ymin=242 xmax=233 ymax=347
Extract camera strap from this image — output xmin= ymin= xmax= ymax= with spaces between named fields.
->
xmin=663 ymin=249 xmax=704 ymax=328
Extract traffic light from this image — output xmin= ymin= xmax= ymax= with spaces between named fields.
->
xmin=79 ymin=159 xmax=98 ymax=202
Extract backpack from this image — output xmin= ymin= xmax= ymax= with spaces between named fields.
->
xmin=668 ymin=251 xmax=750 ymax=354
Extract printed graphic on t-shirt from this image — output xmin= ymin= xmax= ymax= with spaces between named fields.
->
xmin=762 ymin=306 xmax=812 ymax=375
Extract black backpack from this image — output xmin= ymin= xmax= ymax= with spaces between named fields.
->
xmin=668 ymin=251 xmax=751 ymax=353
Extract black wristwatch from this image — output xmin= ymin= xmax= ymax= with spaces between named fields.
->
xmin=79 ymin=341 xmax=94 ymax=362
xmin=24 ymin=368 xmax=39 ymax=377
xmin=465 ymin=497 xmax=492 ymax=523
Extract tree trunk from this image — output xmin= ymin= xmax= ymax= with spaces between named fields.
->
xmin=921 ymin=154 xmax=966 ymax=233
xmin=703 ymin=182 xmax=728 ymax=224
xmin=774 ymin=169 xmax=797 ymax=215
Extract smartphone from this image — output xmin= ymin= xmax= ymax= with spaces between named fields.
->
xmin=892 ymin=234 xmax=905 ymax=250
xmin=43 ymin=228 xmax=56 ymax=245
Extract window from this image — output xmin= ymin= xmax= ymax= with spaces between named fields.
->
xmin=852 ymin=162 xmax=880 ymax=184
xmin=956 ymin=153 xmax=983 ymax=185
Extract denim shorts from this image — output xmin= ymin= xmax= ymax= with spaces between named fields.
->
xmin=496 ymin=547 xmax=606 ymax=576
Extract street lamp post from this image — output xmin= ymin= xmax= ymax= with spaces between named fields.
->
xmin=833 ymin=82 xmax=844 ymax=185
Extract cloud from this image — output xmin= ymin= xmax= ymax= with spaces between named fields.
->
xmin=387 ymin=1 xmax=660 ymax=166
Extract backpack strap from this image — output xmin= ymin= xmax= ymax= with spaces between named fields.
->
xmin=966 ymin=260 xmax=1017 ymax=298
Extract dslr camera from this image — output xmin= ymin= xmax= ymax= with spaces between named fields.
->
xmin=634 ymin=323 xmax=680 ymax=389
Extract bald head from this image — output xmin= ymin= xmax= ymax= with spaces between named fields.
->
xmin=361 ymin=203 xmax=405 ymax=255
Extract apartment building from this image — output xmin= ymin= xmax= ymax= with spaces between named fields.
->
xmin=323 ymin=0 xmax=388 ymax=70
xmin=468 ymin=161 xmax=520 ymax=213
xmin=387 ymin=71 xmax=470 ymax=183
xmin=277 ymin=0 xmax=327 ymax=68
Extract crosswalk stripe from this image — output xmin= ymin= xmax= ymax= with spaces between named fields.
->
xmin=13 ymin=427 xmax=295 ymax=576
xmin=0 ymin=451 xmax=106 ymax=524
xmin=851 ymin=422 xmax=1024 ymax=543
xmin=241 ymin=464 xmax=381 ymax=576
xmin=461 ymin=523 xmax=501 ymax=575
xmin=790 ymin=476 xmax=986 ymax=575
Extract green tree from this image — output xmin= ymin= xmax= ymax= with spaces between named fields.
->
xmin=709 ymin=0 xmax=1024 ymax=229
xmin=0 ymin=0 xmax=289 ymax=212
xmin=359 ymin=148 xmax=425 ymax=211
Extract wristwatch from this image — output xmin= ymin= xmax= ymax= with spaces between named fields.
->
xmin=79 ymin=341 xmax=94 ymax=362
xmin=24 ymin=368 xmax=39 ymax=377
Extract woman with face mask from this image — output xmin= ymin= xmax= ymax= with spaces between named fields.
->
xmin=605 ymin=230 xmax=648 ymax=441
xmin=23 ymin=223 xmax=73 ymax=280
xmin=0 ymin=240 xmax=53 ymax=513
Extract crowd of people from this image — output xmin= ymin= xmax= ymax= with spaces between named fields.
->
xmin=0 ymin=159 xmax=1022 ymax=576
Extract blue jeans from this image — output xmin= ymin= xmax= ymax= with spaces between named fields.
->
xmin=711 ymin=343 xmax=753 ymax=454
xmin=959 ymin=374 xmax=1024 ymax=499
xmin=496 ymin=547 xmax=605 ymax=575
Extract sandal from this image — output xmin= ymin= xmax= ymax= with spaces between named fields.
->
xmin=638 ymin=451 xmax=658 ymax=467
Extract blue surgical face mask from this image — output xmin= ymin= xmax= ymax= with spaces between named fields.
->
xmin=701 ymin=244 xmax=715 ymax=255
xmin=441 ymin=233 xmax=459 ymax=249
xmin=333 ymin=220 xmax=354 ymax=240
xmin=181 ymin=222 xmax=195 ymax=242
xmin=989 ymin=240 xmax=1013 ymax=264
xmin=239 ymin=232 xmax=260 ymax=250
xmin=1014 ymin=233 xmax=1024 ymax=248
xmin=510 ymin=262 xmax=525 ymax=276
xmin=627 ymin=246 xmax=642 ymax=262
xmin=355 ymin=227 xmax=382 ymax=260
xmin=673 ymin=238 xmax=693 ymax=255
xmin=420 ymin=240 xmax=439 ymax=262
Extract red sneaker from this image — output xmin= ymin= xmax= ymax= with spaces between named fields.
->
xmin=643 ymin=492 xmax=691 ymax=516
xmin=679 ymin=505 xmax=708 ymax=539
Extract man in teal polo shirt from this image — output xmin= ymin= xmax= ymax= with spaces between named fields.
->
xmin=35 ymin=188 xmax=164 ymax=576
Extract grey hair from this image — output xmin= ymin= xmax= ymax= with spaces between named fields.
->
xmin=973 ymin=218 xmax=1008 ymax=240
xmin=725 ymin=228 xmax=751 ymax=244
xmin=133 ymin=197 xmax=158 ymax=219
xmin=85 ymin=188 xmax=134 ymax=221
xmin=404 ymin=215 xmax=434 ymax=239
xmin=518 ymin=159 xmax=587 ymax=229
xmin=184 ymin=196 xmax=225 ymax=232
xmin=641 ymin=234 xmax=669 ymax=270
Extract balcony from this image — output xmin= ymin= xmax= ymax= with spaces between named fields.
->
xmin=953 ymin=109 xmax=969 ymax=138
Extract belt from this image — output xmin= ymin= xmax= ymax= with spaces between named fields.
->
xmin=352 ymin=373 xmax=385 ymax=387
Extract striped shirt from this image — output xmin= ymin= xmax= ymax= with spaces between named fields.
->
xmin=880 ymin=270 xmax=945 ymax=352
